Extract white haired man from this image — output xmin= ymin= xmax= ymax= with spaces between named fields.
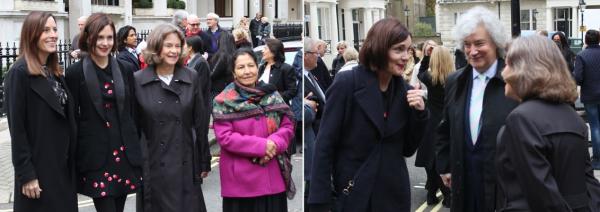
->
xmin=172 ymin=10 xmax=188 ymax=34
xmin=206 ymin=12 xmax=225 ymax=57
xmin=69 ymin=15 xmax=87 ymax=59
xmin=435 ymin=6 xmax=518 ymax=212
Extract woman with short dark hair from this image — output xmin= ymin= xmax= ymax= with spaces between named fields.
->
xmin=258 ymin=38 xmax=297 ymax=103
xmin=308 ymin=18 xmax=428 ymax=212
xmin=496 ymin=35 xmax=600 ymax=211
xmin=65 ymin=13 xmax=142 ymax=212
xmin=6 ymin=11 xmax=78 ymax=212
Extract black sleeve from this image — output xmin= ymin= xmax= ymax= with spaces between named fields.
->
xmin=64 ymin=63 xmax=81 ymax=121
xmin=308 ymin=72 xmax=352 ymax=205
xmin=435 ymin=76 xmax=454 ymax=174
xmin=192 ymin=70 xmax=212 ymax=173
xmin=5 ymin=64 xmax=37 ymax=186
xmin=417 ymin=55 xmax=434 ymax=87
xmin=280 ymin=64 xmax=298 ymax=103
xmin=403 ymin=84 xmax=429 ymax=156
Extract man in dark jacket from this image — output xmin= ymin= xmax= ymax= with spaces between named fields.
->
xmin=311 ymin=39 xmax=333 ymax=91
xmin=205 ymin=12 xmax=225 ymax=58
xmin=574 ymin=29 xmax=600 ymax=169
xmin=249 ymin=12 xmax=262 ymax=47
xmin=435 ymin=6 xmax=518 ymax=212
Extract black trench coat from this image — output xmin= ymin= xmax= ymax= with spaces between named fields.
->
xmin=134 ymin=65 xmax=211 ymax=212
xmin=435 ymin=60 xmax=519 ymax=212
xmin=308 ymin=65 xmax=428 ymax=212
xmin=5 ymin=58 xmax=78 ymax=212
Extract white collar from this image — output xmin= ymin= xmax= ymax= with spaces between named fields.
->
xmin=472 ymin=59 xmax=498 ymax=80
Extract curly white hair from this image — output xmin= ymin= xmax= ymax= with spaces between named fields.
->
xmin=453 ymin=6 xmax=508 ymax=58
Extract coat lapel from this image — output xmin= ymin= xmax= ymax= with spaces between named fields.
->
xmin=30 ymin=76 xmax=65 ymax=117
xmin=385 ymin=77 xmax=408 ymax=136
xmin=353 ymin=69 xmax=384 ymax=137
xmin=453 ymin=66 xmax=471 ymax=142
xmin=110 ymin=57 xmax=126 ymax=121
xmin=82 ymin=57 xmax=107 ymax=120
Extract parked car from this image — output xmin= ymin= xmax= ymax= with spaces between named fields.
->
xmin=253 ymin=40 xmax=302 ymax=66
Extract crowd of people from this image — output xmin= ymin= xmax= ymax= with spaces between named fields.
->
xmin=303 ymin=5 xmax=600 ymax=212
xmin=6 ymin=9 xmax=300 ymax=212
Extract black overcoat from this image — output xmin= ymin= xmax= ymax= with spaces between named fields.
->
xmin=134 ymin=65 xmax=211 ymax=212
xmin=6 ymin=58 xmax=78 ymax=212
xmin=65 ymin=56 xmax=143 ymax=173
xmin=117 ymin=49 xmax=141 ymax=72
xmin=258 ymin=61 xmax=297 ymax=103
xmin=496 ymin=99 xmax=600 ymax=211
xmin=308 ymin=65 xmax=428 ymax=212
xmin=435 ymin=59 xmax=518 ymax=212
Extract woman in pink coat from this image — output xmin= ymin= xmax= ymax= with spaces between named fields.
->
xmin=213 ymin=48 xmax=295 ymax=212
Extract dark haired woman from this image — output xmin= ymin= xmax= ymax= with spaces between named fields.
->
xmin=552 ymin=31 xmax=576 ymax=72
xmin=209 ymin=32 xmax=236 ymax=100
xmin=213 ymin=48 xmax=295 ymax=212
xmin=116 ymin=25 xmax=140 ymax=72
xmin=6 ymin=11 xmax=77 ymax=212
xmin=65 ymin=13 xmax=142 ymax=212
xmin=186 ymin=35 xmax=211 ymax=119
xmin=308 ymin=18 xmax=428 ymax=212
xmin=258 ymin=38 xmax=297 ymax=103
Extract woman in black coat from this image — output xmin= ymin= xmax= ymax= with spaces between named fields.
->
xmin=6 ymin=11 xmax=78 ymax=212
xmin=496 ymin=35 xmax=600 ymax=211
xmin=209 ymin=32 xmax=236 ymax=100
xmin=65 ymin=13 xmax=142 ymax=212
xmin=134 ymin=23 xmax=211 ymax=212
xmin=307 ymin=18 xmax=428 ymax=212
xmin=258 ymin=38 xmax=297 ymax=103
xmin=415 ymin=45 xmax=454 ymax=206
xmin=116 ymin=25 xmax=141 ymax=72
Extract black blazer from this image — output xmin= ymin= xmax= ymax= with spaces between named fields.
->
xmin=65 ymin=56 xmax=143 ymax=172
xmin=117 ymin=49 xmax=140 ymax=72
xmin=308 ymin=65 xmax=428 ymax=212
xmin=187 ymin=53 xmax=212 ymax=118
xmin=258 ymin=61 xmax=297 ymax=103
xmin=312 ymin=58 xmax=333 ymax=91
xmin=435 ymin=59 xmax=519 ymax=212
xmin=303 ymin=73 xmax=326 ymax=133
xmin=496 ymin=99 xmax=600 ymax=212
xmin=5 ymin=58 xmax=78 ymax=212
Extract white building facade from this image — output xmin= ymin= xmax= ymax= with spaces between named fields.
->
xmin=0 ymin=0 xmax=303 ymax=43
xmin=436 ymin=0 xmax=600 ymax=49
xmin=304 ymin=0 xmax=388 ymax=53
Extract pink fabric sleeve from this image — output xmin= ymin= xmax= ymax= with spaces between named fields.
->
xmin=213 ymin=120 xmax=267 ymax=158
xmin=267 ymin=115 xmax=295 ymax=154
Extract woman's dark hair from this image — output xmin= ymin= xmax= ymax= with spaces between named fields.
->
xmin=116 ymin=25 xmax=136 ymax=51
xmin=79 ymin=13 xmax=117 ymax=54
xmin=551 ymin=31 xmax=570 ymax=50
xmin=19 ymin=11 xmax=61 ymax=76
xmin=585 ymin=29 xmax=599 ymax=45
xmin=185 ymin=35 xmax=204 ymax=54
xmin=264 ymin=38 xmax=285 ymax=63
xmin=210 ymin=32 xmax=236 ymax=65
xmin=232 ymin=48 xmax=258 ymax=71
xmin=359 ymin=18 xmax=411 ymax=71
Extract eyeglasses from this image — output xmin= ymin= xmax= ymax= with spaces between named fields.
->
xmin=189 ymin=23 xmax=200 ymax=27
xmin=305 ymin=51 xmax=320 ymax=57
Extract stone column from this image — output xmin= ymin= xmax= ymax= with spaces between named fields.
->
xmin=124 ymin=0 xmax=133 ymax=25
xmin=329 ymin=2 xmax=338 ymax=46
xmin=364 ymin=8 xmax=373 ymax=35
xmin=264 ymin=0 xmax=276 ymax=20
xmin=344 ymin=7 xmax=354 ymax=47
xmin=233 ymin=0 xmax=245 ymax=26
xmin=68 ymin=0 xmax=92 ymax=40
xmin=309 ymin=2 xmax=319 ymax=39
xmin=546 ymin=7 xmax=553 ymax=33
xmin=154 ymin=0 xmax=168 ymax=16
xmin=249 ymin=0 xmax=261 ymax=17
xmin=277 ymin=0 xmax=289 ymax=21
